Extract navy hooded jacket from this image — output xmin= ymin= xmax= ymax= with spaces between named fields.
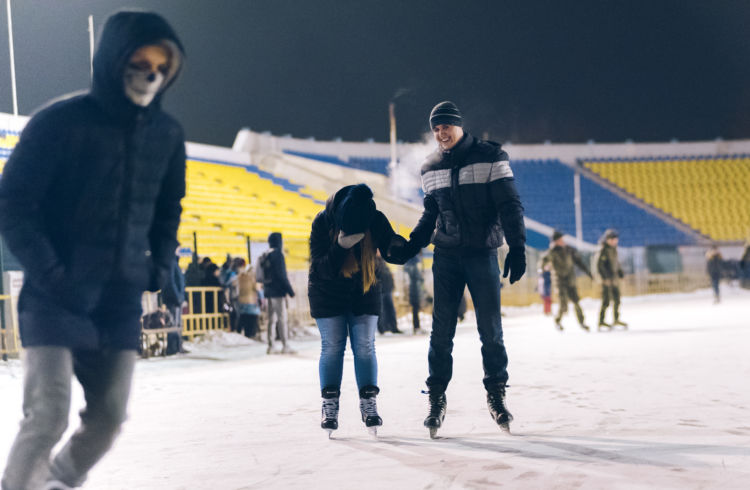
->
xmin=0 ymin=11 xmax=186 ymax=350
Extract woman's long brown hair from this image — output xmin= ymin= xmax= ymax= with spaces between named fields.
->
xmin=340 ymin=231 xmax=377 ymax=293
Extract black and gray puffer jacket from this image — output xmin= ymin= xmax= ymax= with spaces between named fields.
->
xmin=410 ymin=132 xmax=526 ymax=254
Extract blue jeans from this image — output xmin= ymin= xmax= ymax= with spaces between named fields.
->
xmin=427 ymin=250 xmax=508 ymax=394
xmin=316 ymin=314 xmax=378 ymax=391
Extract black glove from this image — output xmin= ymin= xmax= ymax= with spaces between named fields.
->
xmin=617 ymin=269 xmax=624 ymax=279
xmin=502 ymin=246 xmax=526 ymax=284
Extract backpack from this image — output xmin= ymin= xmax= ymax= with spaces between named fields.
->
xmin=255 ymin=251 xmax=273 ymax=285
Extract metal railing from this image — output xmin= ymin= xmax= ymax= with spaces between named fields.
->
xmin=182 ymin=286 xmax=230 ymax=340
xmin=0 ymin=293 xmax=20 ymax=359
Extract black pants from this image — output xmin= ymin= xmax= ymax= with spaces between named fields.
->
xmin=599 ymin=284 xmax=621 ymax=323
xmin=411 ymin=302 xmax=421 ymax=330
xmin=427 ymin=251 xmax=508 ymax=394
xmin=239 ymin=314 xmax=259 ymax=338
xmin=377 ymin=292 xmax=398 ymax=333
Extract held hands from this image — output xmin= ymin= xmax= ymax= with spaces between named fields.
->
xmin=502 ymin=246 xmax=526 ymax=284
xmin=337 ymin=231 xmax=365 ymax=249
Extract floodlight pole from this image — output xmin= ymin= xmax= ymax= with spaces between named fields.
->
xmin=574 ymin=169 xmax=583 ymax=248
xmin=88 ymin=15 xmax=95 ymax=80
xmin=6 ymin=0 xmax=18 ymax=116
xmin=388 ymin=102 xmax=397 ymax=170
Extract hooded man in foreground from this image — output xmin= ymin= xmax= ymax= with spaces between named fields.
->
xmin=0 ymin=10 xmax=185 ymax=490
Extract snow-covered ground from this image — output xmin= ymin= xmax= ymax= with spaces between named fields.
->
xmin=1 ymin=287 xmax=749 ymax=489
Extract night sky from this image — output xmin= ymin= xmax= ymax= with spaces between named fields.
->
xmin=1 ymin=0 xmax=749 ymax=147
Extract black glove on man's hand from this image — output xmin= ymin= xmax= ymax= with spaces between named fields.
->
xmin=502 ymin=246 xmax=526 ymax=284
xmin=617 ymin=269 xmax=624 ymax=279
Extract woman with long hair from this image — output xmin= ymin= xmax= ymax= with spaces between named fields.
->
xmin=308 ymin=184 xmax=409 ymax=437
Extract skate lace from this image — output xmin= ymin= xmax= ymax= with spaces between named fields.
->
xmin=427 ymin=394 xmax=445 ymax=417
xmin=322 ymin=398 xmax=339 ymax=419
xmin=359 ymin=397 xmax=378 ymax=418
xmin=487 ymin=391 xmax=507 ymax=412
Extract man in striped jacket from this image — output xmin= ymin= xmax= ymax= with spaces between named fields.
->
xmin=406 ymin=101 xmax=526 ymax=435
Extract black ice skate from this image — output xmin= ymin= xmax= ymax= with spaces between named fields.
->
xmin=613 ymin=319 xmax=628 ymax=329
xmin=554 ymin=319 xmax=564 ymax=331
xmin=359 ymin=386 xmax=382 ymax=436
xmin=423 ymin=391 xmax=447 ymax=439
xmin=579 ymin=323 xmax=591 ymax=332
xmin=487 ymin=387 xmax=513 ymax=433
xmin=598 ymin=321 xmax=612 ymax=331
xmin=321 ymin=387 xmax=340 ymax=438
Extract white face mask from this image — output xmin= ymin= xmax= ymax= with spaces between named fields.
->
xmin=123 ymin=67 xmax=165 ymax=107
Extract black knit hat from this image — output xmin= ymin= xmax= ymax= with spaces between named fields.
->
xmin=551 ymin=230 xmax=564 ymax=241
xmin=336 ymin=184 xmax=376 ymax=234
xmin=429 ymin=101 xmax=463 ymax=129
xmin=604 ymin=229 xmax=619 ymax=239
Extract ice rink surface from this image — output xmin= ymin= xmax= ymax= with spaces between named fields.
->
xmin=1 ymin=287 xmax=749 ymax=489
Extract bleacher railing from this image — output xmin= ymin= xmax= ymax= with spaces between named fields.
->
xmin=0 ymin=294 xmax=20 ymax=359
xmin=182 ymin=286 xmax=230 ymax=339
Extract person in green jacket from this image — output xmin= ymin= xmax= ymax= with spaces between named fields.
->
xmin=597 ymin=229 xmax=627 ymax=329
xmin=541 ymin=230 xmax=592 ymax=331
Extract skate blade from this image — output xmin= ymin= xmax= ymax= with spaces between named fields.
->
xmin=367 ymin=427 xmax=378 ymax=437
xmin=429 ymin=427 xmax=439 ymax=439
xmin=325 ymin=429 xmax=335 ymax=439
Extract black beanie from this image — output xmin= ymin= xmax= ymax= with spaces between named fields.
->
xmin=336 ymin=184 xmax=376 ymax=234
xmin=430 ymin=101 xmax=463 ymax=129
xmin=551 ymin=230 xmax=564 ymax=241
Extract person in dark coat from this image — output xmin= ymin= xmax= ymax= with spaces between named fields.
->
xmin=309 ymin=183 xmax=409 ymax=436
xmin=262 ymin=232 xmax=296 ymax=354
xmin=706 ymin=245 xmax=723 ymax=303
xmin=201 ymin=262 xmax=223 ymax=314
xmin=161 ymin=251 xmax=187 ymax=353
xmin=741 ymin=241 xmax=750 ymax=290
xmin=375 ymin=253 xmax=401 ymax=334
xmin=404 ymin=254 xmax=425 ymax=333
xmin=401 ymin=101 xmax=526 ymax=434
xmin=597 ymin=229 xmax=626 ymax=329
xmin=0 ymin=11 xmax=185 ymax=490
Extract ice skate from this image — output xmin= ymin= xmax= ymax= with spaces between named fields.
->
xmin=579 ymin=323 xmax=590 ymax=332
xmin=281 ymin=344 xmax=297 ymax=354
xmin=359 ymin=386 xmax=382 ymax=436
xmin=598 ymin=321 xmax=612 ymax=331
xmin=613 ymin=319 xmax=628 ymax=329
xmin=321 ymin=387 xmax=340 ymax=438
xmin=423 ymin=391 xmax=447 ymax=439
xmin=487 ymin=388 xmax=513 ymax=433
xmin=554 ymin=319 xmax=564 ymax=331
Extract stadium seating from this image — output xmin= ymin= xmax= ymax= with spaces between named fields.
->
xmin=584 ymin=156 xmax=750 ymax=242
xmin=510 ymin=159 xmax=696 ymax=246
xmin=179 ymin=160 xmax=324 ymax=269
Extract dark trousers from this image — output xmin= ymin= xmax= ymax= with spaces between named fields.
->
xmin=239 ymin=314 xmax=259 ymax=338
xmin=411 ymin=303 xmax=421 ymax=330
xmin=555 ymin=279 xmax=584 ymax=325
xmin=710 ymin=276 xmax=720 ymax=301
xmin=599 ymin=284 xmax=621 ymax=323
xmin=377 ymin=293 xmax=398 ymax=333
xmin=426 ymin=251 xmax=508 ymax=394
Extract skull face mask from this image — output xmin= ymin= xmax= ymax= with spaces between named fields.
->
xmin=123 ymin=67 xmax=165 ymax=107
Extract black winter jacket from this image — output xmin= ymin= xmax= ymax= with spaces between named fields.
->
xmin=410 ymin=133 xmax=526 ymax=254
xmin=307 ymin=186 xmax=407 ymax=318
xmin=263 ymin=248 xmax=295 ymax=298
xmin=0 ymin=12 xmax=185 ymax=349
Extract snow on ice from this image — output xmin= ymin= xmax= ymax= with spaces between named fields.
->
xmin=1 ymin=287 xmax=749 ymax=489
